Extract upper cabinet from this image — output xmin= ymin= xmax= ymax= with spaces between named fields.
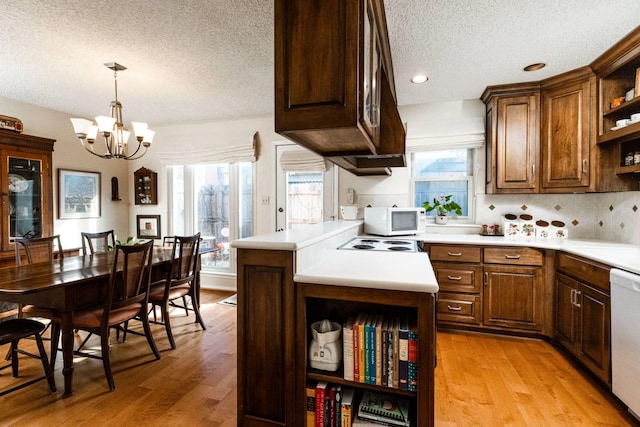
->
xmin=274 ymin=0 xmax=406 ymax=176
xmin=0 ymin=129 xmax=54 ymax=266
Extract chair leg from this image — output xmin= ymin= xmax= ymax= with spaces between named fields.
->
xmin=162 ymin=302 xmax=177 ymax=350
xmin=100 ymin=331 xmax=115 ymax=391
xmin=190 ymin=292 xmax=207 ymax=330
xmin=50 ymin=322 xmax=60 ymax=367
xmin=34 ymin=332 xmax=56 ymax=392
xmin=11 ymin=341 xmax=19 ymax=377
xmin=182 ymin=295 xmax=189 ymax=316
xmin=140 ymin=312 xmax=161 ymax=360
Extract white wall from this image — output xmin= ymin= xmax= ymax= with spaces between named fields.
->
xmin=0 ymin=96 xmax=130 ymax=250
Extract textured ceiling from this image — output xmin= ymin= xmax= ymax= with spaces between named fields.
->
xmin=1 ymin=0 xmax=640 ymax=128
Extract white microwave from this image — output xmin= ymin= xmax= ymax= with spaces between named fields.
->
xmin=364 ymin=207 xmax=425 ymax=236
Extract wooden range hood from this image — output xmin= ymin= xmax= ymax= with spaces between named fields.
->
xmin=274 ymin=0 xmax=406 ymax=176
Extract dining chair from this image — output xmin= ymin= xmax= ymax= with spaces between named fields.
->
xmin=162 ymin=236 xmax=175 ymax=247
xmin=68 ymin=240 xmax=160 ymax=390
xmin=81 ymin=230 xmax=115 ymax=254
xmin=11 ymin=236 xmax=63 ymax=364
xmin=0 ymin=318 xmax=57 ymax=396
xmin=148 ymin=233 xmax=206 ymax=349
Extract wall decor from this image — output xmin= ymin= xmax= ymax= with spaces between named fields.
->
xmin=111 ymin=177 xmax=121 ymax=201
xmin=58 ymin=169 xmax=101 ymax=219
xmin=134 ymin=167 xmax=158 ymax=205
xmin=136 ymin=214 xmax=161 ymax=239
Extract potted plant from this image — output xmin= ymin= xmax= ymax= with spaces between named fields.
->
xmin=422 ymin=195 xmax=462 ymax=224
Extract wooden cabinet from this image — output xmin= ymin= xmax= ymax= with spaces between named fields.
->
xmin=481 ymin=84 xmax=540 ymax=193
xmin=296 ymin=282 xmax=435 ymax=427
xmin=483 ymin=247 xmax=544 ymax=332
xmin=540 ymin=68 xmax=595 ymax=192
xmin=555 ymin=253 xmax=611 ymax=385
xmin=0 ymin=130 xmax=54 ymax=266
xmin=133 ymin=167 xmax=157 ymax=205
xmin=236 ymin=249 xmax=296 ymax=426
xmin=429 ymin=245 xmax=482 ymax=326
xmin=274 ymin=0 xmax=406 ymax=176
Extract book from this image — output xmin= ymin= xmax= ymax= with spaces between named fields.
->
xmin=356 ymin=313 xmax=366 ymax=383
xmin=407 ymin=320 xmax=418 ymax=392
xmin=364 ymin=314 xmax=372 ymax=384
xmin=327 ymin=386 xmax=335 ymax=427
xmin=343 ymin=317 xmax=355 ymax=382
xmin=391 ymin=316 xmax=399 ymax=389
xmin=333 ymin=385 xmax=342 ymax=427
xmin=340 ymin=388 xmax=355 ymax=427
xmin=381 ymin=316 xmax=389 ymax=387
xmin=368 ymin=314 xmax=376 ymax=385
xmin=356 ymin=390 xmax=411 ymax=427
xmin=315 ymin=381 xmax=329 ymax=427
xmin=352 ymin=417 xmax=402 ymax=427
xmin=306 ymin=380 xmax=317 ymax=427
xmin=375 ymin=314 xmax=383 ymax=386
xmin=398 ymin=315 xmax=409 ymax=390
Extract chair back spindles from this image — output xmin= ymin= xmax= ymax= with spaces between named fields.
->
xmin=81 ymin=230 xmax=115 ymax=255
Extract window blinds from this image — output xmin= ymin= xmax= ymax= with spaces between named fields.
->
xmin=279 ymin=149 xmax=327 ymax=172
xmin=157 ymin=132 xmax=258 ymax=165
xmin=406 ymin=117 xmax=484 ymax=151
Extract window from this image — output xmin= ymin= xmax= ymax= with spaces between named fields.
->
xmin=168 ymin=162 xmax=253 ymax=273
xmin=412 ymin=149 xmax=474 ymax=219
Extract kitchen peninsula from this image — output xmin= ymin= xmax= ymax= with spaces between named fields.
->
xmin=232 ymin=221 xmax=438 ymax=426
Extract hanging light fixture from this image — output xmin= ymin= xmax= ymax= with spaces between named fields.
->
xmin=70 ymin=62 xmax=154 ymax=160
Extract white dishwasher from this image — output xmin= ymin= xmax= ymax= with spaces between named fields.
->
xmin=611 ymin=268 xmax=640 ymax=421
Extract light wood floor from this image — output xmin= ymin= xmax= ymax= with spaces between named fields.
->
xmin=1 ymin=291 xmax=637 ymax=426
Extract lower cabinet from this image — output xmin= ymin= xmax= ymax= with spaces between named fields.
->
xmin=555 ymin=253 xmax=611 ymax=385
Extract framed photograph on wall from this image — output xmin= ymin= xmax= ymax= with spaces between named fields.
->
xmin=58 ymin=169 xmax=101 ymax=219
xmin=136 ymin=215 xmax=161 ymax=239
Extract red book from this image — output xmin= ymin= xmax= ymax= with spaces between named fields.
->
xmin=315 ymin=381 xmax=329 ymax=427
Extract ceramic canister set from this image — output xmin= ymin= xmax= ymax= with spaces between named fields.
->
xmin=503 ymin=214 xmax=568 ymax=240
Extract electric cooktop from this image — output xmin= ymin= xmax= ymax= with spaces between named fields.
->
xmin=338 ymin=237 xmax=419 ymax=252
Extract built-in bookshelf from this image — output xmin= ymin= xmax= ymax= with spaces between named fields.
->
xmin=296 ymin=283 xmax=436 ymax=427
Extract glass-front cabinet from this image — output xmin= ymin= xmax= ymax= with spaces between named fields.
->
xmin=0 ymin=130 xmax=54 ymax=266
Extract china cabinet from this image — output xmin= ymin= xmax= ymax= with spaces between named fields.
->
xmin=133 ymin=167 xmax=157 ymax=205
xmin=0 ymin=129 xmax=54 ymax=267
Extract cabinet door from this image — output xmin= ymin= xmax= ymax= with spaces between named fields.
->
xmin=578 ymin=283 xmax=610 ymax=384
xmin=236 ymin=249 xmax=296 ymax=426
xmin=483 ymin=265 xmax=543 ymax=331
xmin=1 ymin=150 xmax=52 ymax=253
xmin=541 ymin=77 xmax=593 ymax=191
xmin=495 ymin=94 xmax=539 ymax=192
xmin=555 ymin=273 xmax=579 ymax=351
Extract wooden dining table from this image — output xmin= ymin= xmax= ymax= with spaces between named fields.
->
xmin=0 ymin=247 xmax=178 ymax=397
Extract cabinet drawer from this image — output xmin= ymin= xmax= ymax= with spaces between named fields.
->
xmin=433 ymin=263 xmax=482 ymax=293
xmin=484 ymin=247 xmax=543 ymax=266
xmin=556 ymin=252 xmax=610 ymax=292
xmin=430 ymin=245 xmax=481 ymax=263
xmin=437 ymin=293 xmax=481 ymax=325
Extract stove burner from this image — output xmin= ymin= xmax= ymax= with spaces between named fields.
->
xmin=353 ymin=244 xmax=375 ymax=250
xmin=383 ymin=240 xmax=411 ymax=245
xmin=388 ymin=246 xmax=411 ymax=251
xmin=360 ymin=239 xmax=380 ymax=244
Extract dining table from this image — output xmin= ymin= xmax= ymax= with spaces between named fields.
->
xmin=0 ymin=246 xmax=185 ymax=397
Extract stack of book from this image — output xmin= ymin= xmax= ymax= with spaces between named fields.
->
xmin=306 ymin=381 xmax=356 ymax=427
xmin=342 ymin=313 xmax=418 ymax=390
xmin=353 ymin=390 xmax=411 ymax=427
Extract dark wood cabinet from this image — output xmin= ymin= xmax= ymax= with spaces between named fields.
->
xmin=274 ymin=0 xmax=405 ymax=176
xmin=0 ymin=130 xmax=54 ymax=267
xmin=481 ymin=84 xmax=540 ymax=193
xmin=236 ymin=248 xmax=296 ymax=426
xmin=541 ymin=68 xmax=594 ymax=191
xmin=555 ymin=254 xmax=611 ymax=385
xmin=133 ymin=167 xmax=157 ymax=205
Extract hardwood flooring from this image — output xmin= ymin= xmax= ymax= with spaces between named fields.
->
xmin=1 ymin=291 xmax=637 ymax=426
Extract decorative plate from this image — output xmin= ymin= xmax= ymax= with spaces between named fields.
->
xmin=8 ymin=174 xmax=28 ymax=192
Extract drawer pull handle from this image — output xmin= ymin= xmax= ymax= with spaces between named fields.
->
xmin=447 ymin=305 xmax=462 ymax=312
xmin=505 ymin=255 xmax=521 ymax=259
xmin=574 ymin=290 xmax=581 ymax=308
xmin=447 ymin=275 xmax=462 ymax=281
xmin=447 ymin=252 xmax=463 ymax=257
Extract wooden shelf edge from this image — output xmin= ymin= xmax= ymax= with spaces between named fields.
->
xmin=307 ymin=370 xmax=416 ymax=398
xmin=615 ymin=164 xmax=640 ymax=175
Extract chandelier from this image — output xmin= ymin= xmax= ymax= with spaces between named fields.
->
xmin=70 ymin=62 xmax=154 ymax=160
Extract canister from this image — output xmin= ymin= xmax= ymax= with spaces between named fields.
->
xmin=503 ymin=214 xmax=519 ymax=239
xmin=551 ymin=220 xmax=568 ymax=239
xmin=535 ymin=220 xmax=550 ymax=239
xmin=519 ymin=214 xmax=535 ymax=239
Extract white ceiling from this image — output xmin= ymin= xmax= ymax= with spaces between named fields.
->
xmin=1 ymin=0 xmax=640 ymax=128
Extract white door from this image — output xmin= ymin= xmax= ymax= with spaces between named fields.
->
xmin=275 ymin=143 xmax=337 ymax=232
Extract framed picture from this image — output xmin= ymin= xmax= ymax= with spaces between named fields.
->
xmin=58 ymin=169 xmax=101 ymax=219
xmin=136 ymin=215 xmax=161 ymax=239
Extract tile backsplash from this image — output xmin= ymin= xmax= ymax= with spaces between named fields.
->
xmin=477 ymin=192 xmax=640 ymax=245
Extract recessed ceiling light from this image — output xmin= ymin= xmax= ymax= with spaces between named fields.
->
xmin=411 ymin=74 xmax=428 ymax=84
xmin=524 ymin=63 xmax=546 ymax=72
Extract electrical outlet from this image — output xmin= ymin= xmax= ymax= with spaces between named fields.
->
xmin=261 ymin=196 xmax=270 ymax=205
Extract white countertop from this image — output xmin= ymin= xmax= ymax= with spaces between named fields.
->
xmin=294 ymin=250 xmax=437 ymax=293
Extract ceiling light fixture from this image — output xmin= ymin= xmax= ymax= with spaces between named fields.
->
xmin=411 ymin=74 xmax=428 ymax=84
xmin=523 ymin=63 xmax=546 ymax=72
xmin=70 ymin=62 xmax=154 ymax=160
